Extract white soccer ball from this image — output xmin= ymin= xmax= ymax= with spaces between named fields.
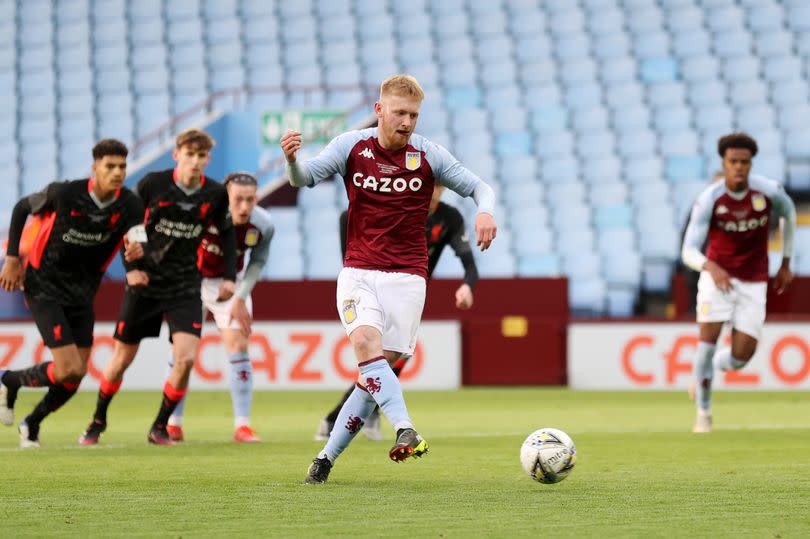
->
xmin=520 ymin=428 xmax=577 ymax=484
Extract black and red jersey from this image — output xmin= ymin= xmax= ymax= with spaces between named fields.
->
xmin=137 ymin=169 xmax=234 ymax=298
xmin=21 ymin=178 xmax=144 ymax=305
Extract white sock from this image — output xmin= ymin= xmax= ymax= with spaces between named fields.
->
xmin=359 ymin=357 xmax=413 ymax=432
xmin=228 ymin=351 xmax=253 ymax=427
xmin=714 ymin=348 xmax=747 ymax=371
xmin=320 ymin=385 xmax=377 ymax=463
xmin=693 ymin=341 xmax=716 ymax=412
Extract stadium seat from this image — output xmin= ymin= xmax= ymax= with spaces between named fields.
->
xmin=517 ymin=254 xmax=562 ymax=277
xmin=640 ymin=58 xmax=678 ymax=83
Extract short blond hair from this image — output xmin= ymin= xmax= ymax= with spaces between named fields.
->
xmin=176 ymin=128 xmax=216 ymax=151
xmin=380 ymin=74 xmax=425 ymax=101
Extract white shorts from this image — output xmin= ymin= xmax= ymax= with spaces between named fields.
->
xmin=336 ymin=267 xmax=426 ymax=355
xmin=696 ymin=271 xmax=766 ymax=339
xmin=201 ymin=277 xmax=253 ymax=330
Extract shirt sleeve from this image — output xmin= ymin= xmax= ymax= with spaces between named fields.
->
xmin=27 ymin=181 xmax=64 ymax=215
xmin=287 ymin=131 xmax=364 ymax=188
xmin=424 ymin=141 xmax=496 ymax=216
xmin=236 ymin=221 xmax=275 ymax=300
xmin=681 ymin=191 xmax=713 ymax=272
xmin=769 ymin=185 xmax=797 ymax=259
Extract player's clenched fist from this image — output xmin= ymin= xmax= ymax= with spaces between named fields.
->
xmin=280 ymin=130 xmax=303 ymax=163
xmin=474 ymin=212 xmax=497 ymax=251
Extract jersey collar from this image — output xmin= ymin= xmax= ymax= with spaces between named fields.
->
xmin=173 ymin=168 xmax=206 ymax=187
xmin=87 ymin=177 xmax=122 ymax=199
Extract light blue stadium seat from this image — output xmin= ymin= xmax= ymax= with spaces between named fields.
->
xmin=19 ymin=71 xmax=55 ymax=97
xmin=519 ymin=60 xmax=557 ymax=87
xmin=587 ymin=8 xmax=624 ymax=36
xmin=596 ymin=227 xmax=635 ymax=257
xmin=499 ymin=155 xmax=539 ymax=184
xmin=661 ymin=132 xmax=700 ymax=158
xmin=653 ymin=105 xmax=691 ymax=132
xmin=535 ymin=132 xmax=574 ymax=159
xmin=19 ymin=46 xmax=53 ymax=73
xmin=517 ymin=254 xmax=562 ymax=277
xmin=705 ymin=6 xmax=745 ymax=34
xmin=208 ymin=42 xmax=243 ymax=69
xmin=640 ymin=57 xmax=678 ymax=83
xmin=713 ymin=30 xmax=753 ymax=58
xmin=671 ymin=30 xmax=710 ymax=60
xmin=592 ymin=32 xmax=631 ymax=61
xmin=547 ymin=181 xmax=587 ymax=207
xmin=554 ymin=34 xmax=591 ymax=61
xmin=477 ymin=36 xmax=513 ymax=63
xmin=509 ymin=9 xmax=546 ymax=39
xmin=778 ymin=104 xmax=810 ymax=130
xmin=564 ymin=82 xmax=603 ymax=110
xmin=617 ymin=130 xmax=657 ymax=159
xmin=721 ymin=56 xmax=760 ymax=82
xmin=787 ymin=6 xmax=810 ymax=32
xmin=576 ymin=131 xmax=616 ymax=159
xmin=563 ymin=251 xmax=602 ymax=282
xmin=20 ymin=93 xmax=56 ymax=119
xmin=788 ymin=163 xmax=810 ymax=191
xmin=625 ymin=8 xmax=664 ymax=34
xmin=502 ymin=181 xmax=544 ymax=209
xmin=450 ymin=109 xmax=487 ymax=137
xmin=687 ymin=80 xmax=726 ymax=106
xmin=135 ymin=93 xmax=170 ymax=136
xmin=56 ymin=44 xmax=90 ymax=71
xmin=747 ymin=5 xmax=785 ymax=33
xmin=568 ymin=278 xmax=607 ymax=314
xmin=735 ymin=104 xmax=775 ymax=132
xmin=59 ymin=94 xmax=93 ymax=118
xmin=611 ymin=104 xmax=651 ymax=132
xmin=22 ymin=161 xmax=59 ymax=194
xmin=542 ymin=157 xmax=580 ymax=183
xmin=665 ymin=155 xmax=704 ymax=181
xmin=523 ymin=84 xmax=562 ymax=109
xmin=603 ymin=251 xmax=642 ymax=289
xmin=666 ymin=6 xmax=704 ymax=32
xmin=529 ymin=105 xmax=568 ymax=133
xmin=495 ymin=132 xmax=532 ymax=157
xmin=783 ymin=131 xmax=810 ymax=160
xmin=133 ymin=66 xmax=169 ymax=94
xmin=589 ymin=181 xmax=628 ymax=207
xmin=555 ymin=225 xmax=596 ymax=259
xmin=514 ymin=34 xmax=553 ymax=64
xmin=19 ymin=117 xmax=56 ymax=145
xmin=625 ymin=157 xmax=664 ymax=184
xmin=242 ymin=16 xmax=278 ymax=44
xmin=484 ymin=86 xmax=523 ymax=110
xmin=559 ymin=59 xmax=598 ymax=86
xmin=171 ymin=66 xmax=208 ymax=93
xmin=633 ymin=32 xmax=670 ymax=59
xmin=572 ymin=107 xmax=609 ymax=133
xmin=437 ymin=37 xmax=474 ymax=65
xmin=594 ymin=204 xmax=634 ymax=229
xmin=600 ymin=58 xmax=636 ymax=85
xmin=762 ymin=56 xmax=802 ymax=83
xmin=444 ymin=86 xmax=481 ymax=111
xmin=630 ymin=180 xmax=670 ymax=206
xmin=434 ymin=14 xmax=469 ymax=41
xmin=647 ymin=82 xmax=686 ymax=108
xmin=471 ymin=10 xmax=509 ymax=39
xmin=754 ymin=31 xmax=794 ymax=59
xmin=480 ymin=63 xmax=517 ymax=89
xmin=547 ymin=8 xmax=586 ymax=36
xmin=693 ymin=105 xmax=733 ymax=133
xmin=490 ymin=106 xmax=527 ymax=133
xmin=679 ymin=54 xmax=718 ymax=82
xmin=513 ymin=227 xmax=554 ymax=257
xmin=582 ymin=156 xmax=622 ymax=185
xmin=728 ymin=80 xmax=768 ymax=106
xmin=58 ymin=114 xmax=94 ymax=144
xmin=752 ymin=156 xmax=785 ymax=181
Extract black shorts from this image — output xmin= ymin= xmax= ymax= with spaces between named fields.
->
xmin=26 ymin=294 xmax=95 ymax=349
xmin=114 ymin=289 xmax=203 ymax=344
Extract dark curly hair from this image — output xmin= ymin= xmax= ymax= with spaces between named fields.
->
xmin=717 ymin=132 xmax=758 ymax=158
xmin=92 ymin=139 xmax=128 ymax=160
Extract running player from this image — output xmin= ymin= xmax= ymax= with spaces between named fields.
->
xmin=280 ymin=74 xmax=497 ymax=484
xmin=78 ymin=128 xmax=237 ymax=446
xmin=682 ymin=132 xmax=796 ymax=433
xmin=0 ymin=139 xmax=146 ymax=447
xmin=314 ymin=183 xmax=478 ymax=441
xmin=165 ymin=172 xmax=274 ymax=443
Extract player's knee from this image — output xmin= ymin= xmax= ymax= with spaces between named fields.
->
xmin=351 ymin=329 xmax=380 ymax=358
xmin=174 ymin=354 xmax=196 ymax=372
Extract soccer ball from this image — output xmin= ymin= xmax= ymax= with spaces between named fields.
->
xmin=520 ymin=428 xmax=577 ymax=484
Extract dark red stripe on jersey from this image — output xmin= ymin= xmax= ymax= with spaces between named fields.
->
xmin=173 ymin=168 xmax=206 ymax=187
xmin=358 ymin=356 xmax=386 ymax=368
xmin=28 ymin=211 xmax=57 ymax=270
xmin=101 ymin=235 xmax=126 ymax=272
xmin=143 ymin=207 xmax=150 ymax=225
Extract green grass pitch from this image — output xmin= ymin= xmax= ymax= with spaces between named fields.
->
xmin=1 ymin=389 xmax=809 ymax=538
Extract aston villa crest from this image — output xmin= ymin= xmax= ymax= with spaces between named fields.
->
xmin=751 ymin=194 xmax=766 ymax=212
xmin=405 ymin=151 xmax=421 ymax=170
